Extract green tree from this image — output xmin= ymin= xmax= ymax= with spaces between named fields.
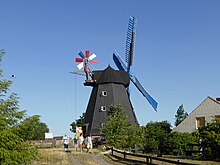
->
xmin=70 ymin=112 xmax=85 ymax=133
xmin=144 ymin=121 xmax=172 ymax=154
xmin=101 ymin=105 xmax=141 ymax=149
xmin=135 ymin=126 xmax=147 ymax=151
xmin=0 ymin=49 xmax=37 ymax=164
xmin=18 ymin=115 xmax=49 ymax=140
xmin=197 ymin=119 xmax=220 ymax=159
xmin=175 ymin=104 xmax=188 ymax=126
xmin=165 ymin=132 xmax=197 ymax=155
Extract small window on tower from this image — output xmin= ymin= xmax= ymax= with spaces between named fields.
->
xmin=100 ymin=106 xmax=106 ymax=112
xmin=101 ymin=91 xmax=107 ymax=97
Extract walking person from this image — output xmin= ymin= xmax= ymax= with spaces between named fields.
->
xmin=63 ymin=134 xmax=69 ymax=152
xmin=79 ymin=133 xmax=84 ymax=152
xmin=86 ymin=134 xmax=93 ymax=153
xmin=73 ymin=135 xmax=78 ymax=151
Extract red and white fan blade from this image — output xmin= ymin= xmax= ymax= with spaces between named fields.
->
xmin=76 ymin=58 xmax=83 ymax=62
xmin=77 ymin=62 xmax=84 ymax=70
xmin=90 ymin=60 xmax=98 ymax=64
xmin=88 ymin=53 xmax=96 ymax=61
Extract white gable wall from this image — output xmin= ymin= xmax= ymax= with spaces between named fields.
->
xmin=173 ymin=97 xmax=220 ymax=133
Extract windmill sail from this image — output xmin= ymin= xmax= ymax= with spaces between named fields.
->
xmin=126 ymin=16 xmax=136 ymax=73
xmin=113 ymin=51 xmax=127 ymax=72
xmin=130 ymin=75 xmax=158 ymax=111
xmin=113 ymin=52 xmax=158 ymax=111
xmin=113 ymin=16 xmax=158 ymax=111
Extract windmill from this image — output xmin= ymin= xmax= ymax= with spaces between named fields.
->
xmin=113 ymin=16 xmax=158 ymax=111
xmin=72 ymin=17 xmax=157 ymax=136
xmin=72 ymin=51 xmax=138 ymax=136
xmin=81 ymin=66 xmax=138 ymax=136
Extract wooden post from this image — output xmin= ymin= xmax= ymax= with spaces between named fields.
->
xmin=124 ymin=151 xmax=126 ymax=160
xmin=146 ymin=156 xmax=149 ymax=164
xmin=111 ymin=147 xmax=113 ymax=155
xmin=149 ymin=156 xmax=152 ymax=164
xmin=52 ymin=139 xmax=56 ymax=148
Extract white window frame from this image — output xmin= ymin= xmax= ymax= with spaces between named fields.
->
xmin=100 ymin=106 xmax=106 ymax=112
xmin=101 ymin=91 xmax=107 ymax=97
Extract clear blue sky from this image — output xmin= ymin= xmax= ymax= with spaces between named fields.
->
xmin=1 ymin=0 xmax=220 ymax=137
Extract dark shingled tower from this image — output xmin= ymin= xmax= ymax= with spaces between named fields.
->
xmin=83 ymin=66 xmax=138 ymax=136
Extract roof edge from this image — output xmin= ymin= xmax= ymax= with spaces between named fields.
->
xmin=207 ymin=96 xmax=220 ymax=105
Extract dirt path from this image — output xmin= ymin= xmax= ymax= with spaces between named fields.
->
xmin=66 ymin=151 xmax=83 ymax=165
xmin=66 ymin=150 xmax=112 ymax=165
xmin=32 ymin=148 xmax=118 ymax=165
xmin=90 ymin=154 xmax=112 ymax=165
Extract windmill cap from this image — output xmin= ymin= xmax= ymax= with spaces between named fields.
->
xmin=93 ymin=66 xmax=130 ymax=87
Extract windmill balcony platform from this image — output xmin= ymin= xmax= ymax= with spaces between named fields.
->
xmin=84 ymin=79 xmax=97 ymax=86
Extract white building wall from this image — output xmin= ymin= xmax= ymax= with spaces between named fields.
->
xmin=173 ymin=97 xmax=220 ymax=133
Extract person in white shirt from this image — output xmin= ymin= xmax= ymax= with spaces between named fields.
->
xmin=79 ymin=133 xmax=84 ymax=152
xmin=86 ymin=134 xmax=93 ymax=153
xmin=63 ymin=134 xmax=69 ymax=152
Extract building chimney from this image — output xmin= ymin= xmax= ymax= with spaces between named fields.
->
xmin=216 ymin=98 xmax=220 ymax=102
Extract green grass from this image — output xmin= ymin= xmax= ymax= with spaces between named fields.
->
xmin=31 ymin=147 xmax=219 ymax=165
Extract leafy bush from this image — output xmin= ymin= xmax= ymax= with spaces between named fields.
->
xmin=197 ymin=119 xmax=220 ymax=159
xmin=165 ymin=132 xmax=197 ymax=155
xmin=18 ymin=115 xmax=49 ymax=140
xmin=0 ymin=49 xmax=38 ymax=164
xmin=101 ymin=105 xmax=142 ymax=149
xmin=143 ymin=121 xmax=172 ymax=154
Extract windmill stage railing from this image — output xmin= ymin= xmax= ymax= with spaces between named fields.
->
xmin=110 ymin=147 xmax=198 ymax=165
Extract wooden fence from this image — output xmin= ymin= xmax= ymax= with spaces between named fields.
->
xmin=32 ymin=139 xmax=56 ymax=148
xmin=111 ymin=147 xmax=198 ymax=165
